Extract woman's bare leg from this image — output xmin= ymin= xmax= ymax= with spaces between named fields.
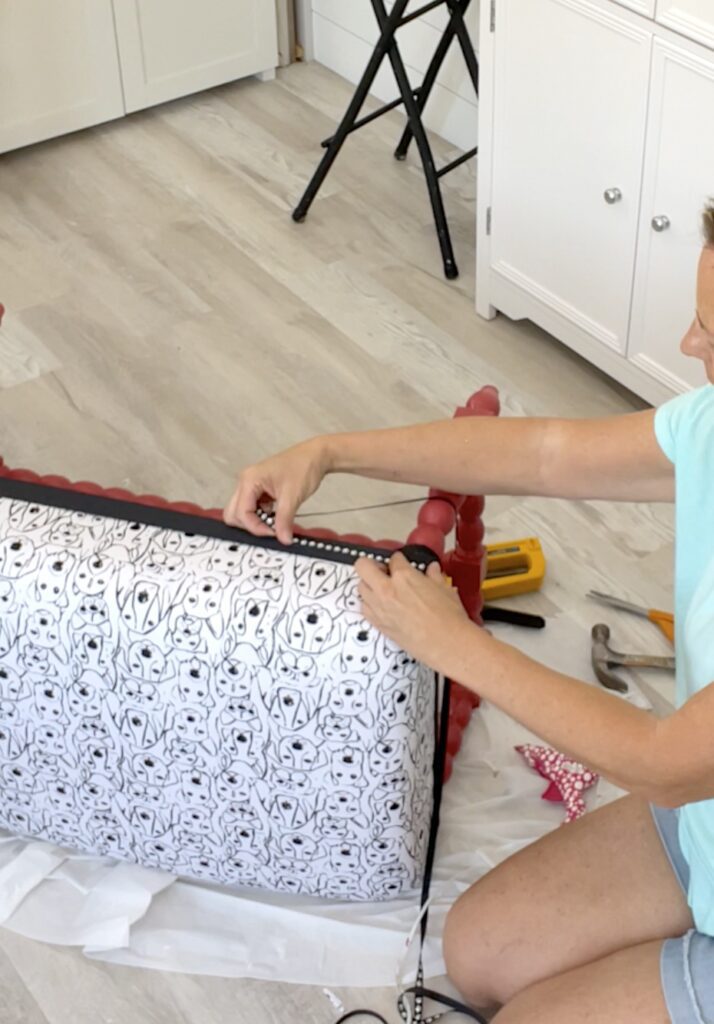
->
xmin=491 ymin=941 xmax=668 ymax=1023
xmin=443 ymin=796 xmax=692 ymax=1011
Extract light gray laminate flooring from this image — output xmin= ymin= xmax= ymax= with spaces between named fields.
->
xmin=0 ymin=61 xmax=675 ymax=1022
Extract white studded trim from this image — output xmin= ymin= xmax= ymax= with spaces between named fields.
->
xmin=252 ymin=507 xmax=426 ymax=569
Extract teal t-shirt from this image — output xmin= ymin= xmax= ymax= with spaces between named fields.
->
xmin=654 ymin=384 xmax=714 ymax=935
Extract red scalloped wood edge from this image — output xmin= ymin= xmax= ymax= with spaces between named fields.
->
xmin=0 ymin=309 xmax=499 ymax=783
xmin=0 ymin=463 xmax=402 ymax=553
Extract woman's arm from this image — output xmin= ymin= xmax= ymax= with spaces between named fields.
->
xmin=447 ymin=628 xmax=714 ymax=809
xmin=442 ymin=627 xmax=675 ymax=806
xmin=649 ymin=685 xmax=714 ymax=806
xmin=326 ymin=408 xmax=674 ymax=503
xmin=357 ymin=556 xmax=702 ymax=809
xmin=226 ymin=407 xmax=673 ymax=542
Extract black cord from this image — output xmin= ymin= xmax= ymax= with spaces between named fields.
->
xmin=334 ymin=1012 xmax=390 ymax=1024
xmin=338 ymin=677 xmax=485 ymax=1024
xmin=401 ymin=986 xmax=488 ymax=1023
xmin=291 ymin=495 xmax=459 ymax=518
xmin=395 ymin=677 xmax=486 ymax=1024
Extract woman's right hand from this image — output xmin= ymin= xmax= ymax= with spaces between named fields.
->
xmin=223 ymin=437 xmax=332 ymax=545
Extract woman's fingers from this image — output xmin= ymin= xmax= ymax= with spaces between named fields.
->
xmin=224 ymin=476 xmax=302 ymax=546
xmin=273 ymin=493 xmax=298 ymax=546
xmin=355 ymin=556 xmax=389 ymax=590
xmin=240 ymin=508 xmax=275 ymax=538
xmin=223 ymin=488 xmax=245 ymax=529
xmin=387 ymin=551 xmax=412 ymax=576
xmin=224 ymin=478 xmax=274 ymax=536
xmin=426 ymin=561 xmax=443 ymax=582
xmin=224 ymin=440 xmax=328 ymax=542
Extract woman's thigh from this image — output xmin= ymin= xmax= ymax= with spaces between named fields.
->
xmin=491 ymin=940 xmax=669 ymax=1024
xmin=442 ymin=795 xmax=693 ymax=1009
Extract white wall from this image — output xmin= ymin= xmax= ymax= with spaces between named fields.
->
xmin=311 ymin=0 xmax=480 ymax=152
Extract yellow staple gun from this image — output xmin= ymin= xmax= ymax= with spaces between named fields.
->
xmin=483 ymin=538 xmax=545 ymax=600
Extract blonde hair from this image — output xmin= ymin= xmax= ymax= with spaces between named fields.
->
xmin=704 ymin=201 xmax=714 ymax=248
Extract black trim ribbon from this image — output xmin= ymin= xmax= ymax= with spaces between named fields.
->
xmin=0 ymin=478 xmax=392 ymax=565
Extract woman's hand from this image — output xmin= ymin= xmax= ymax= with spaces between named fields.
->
xmin=356 ymin=552 xmax=474 ymax=672
xmin=224 ymin=438 xmax=332 ymax=545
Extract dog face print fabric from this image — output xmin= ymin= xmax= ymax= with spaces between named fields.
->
xmin=0 ymin=494 xmax=436 ymax=900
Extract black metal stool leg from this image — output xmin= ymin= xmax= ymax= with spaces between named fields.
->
xmin=291 ymin=0 xmax=478 ymax=279
xmin=395 ymin=0 xmax=477 ymax=162
xmin=292 ymin=0 xmax=410 ymax=223
xmin=372 ymin=0 xmax=459 ymax=278
xmin=394 ymin=1 xmax=466 ymax=161
xmin=447 ymin=0 xmax=480 ymax=95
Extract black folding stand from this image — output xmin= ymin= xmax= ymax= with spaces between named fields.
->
xmin=292 ymin=0 xmax=479 ymax=280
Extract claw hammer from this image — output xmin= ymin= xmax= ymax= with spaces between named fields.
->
xmin=591 ymin=623 xmax=675 ymax=694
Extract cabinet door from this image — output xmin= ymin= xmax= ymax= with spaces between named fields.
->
xmin=656 ymin=1 xmax=714 ymax=49
xmin=113 ymin=0 xmax=279 ymax=113
xmin=614 ymin=0 xmax=656 ymax=16
xmin=0 ymin=0 xmax=124 ymax=154
xmin=628 ymin=40 xmax=714 ymax=393
xmin=490 ymin=0 xmax=651 ymax=354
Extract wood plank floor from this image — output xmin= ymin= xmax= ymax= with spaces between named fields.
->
xmin=0 ymin=61 xmax=673 ymax=1022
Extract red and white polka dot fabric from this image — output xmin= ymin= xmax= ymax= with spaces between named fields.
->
xmin=516 ymin=744 xmax=599 ymax=823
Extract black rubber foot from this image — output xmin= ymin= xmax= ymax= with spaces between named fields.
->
xmin=292 ymin=210 xmax=307 ymax=223
xmin=394 ymin=151 xmax=407 ymax=161
xmin=444 ymin=262 xmax=459 ymax=280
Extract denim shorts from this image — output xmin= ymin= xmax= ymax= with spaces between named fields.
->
xmin=651 ymin=803 xmax=714 ymax=1024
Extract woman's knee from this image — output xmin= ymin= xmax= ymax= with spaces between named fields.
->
xmin=442 ymin=879 xmax=515 ymax=1010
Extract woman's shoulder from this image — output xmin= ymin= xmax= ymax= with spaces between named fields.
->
xmin=655 ymin=385 xmax=714 ymax=464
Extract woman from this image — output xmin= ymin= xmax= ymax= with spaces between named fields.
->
xmin=225 ymin=204 xmax=714 ymax=1024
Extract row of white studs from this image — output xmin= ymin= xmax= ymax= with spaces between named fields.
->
xmin=255 ymin=510 xmax=426 ymax=571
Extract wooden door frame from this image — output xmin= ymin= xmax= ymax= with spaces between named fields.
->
xmin=294 ymin=0 xmax=314 ymax=60
xmin=275 ymin=0 xmax=296 ymax=65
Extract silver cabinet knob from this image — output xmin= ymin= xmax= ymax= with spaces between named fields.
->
xmin=604 ymin=188 xmax=622 ymax=204
xmin=652 ymin=215 xmax=671 ymax=232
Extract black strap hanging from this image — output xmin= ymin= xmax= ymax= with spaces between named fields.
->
xmin=336 ymin=675 xmax=487 ymax=1024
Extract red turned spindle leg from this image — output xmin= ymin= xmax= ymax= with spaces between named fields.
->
xmin=441 ymin=387 xmax=501 ymax=778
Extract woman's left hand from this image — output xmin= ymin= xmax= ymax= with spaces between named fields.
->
xmin=355 ymin=552 xmax=473 ymax=670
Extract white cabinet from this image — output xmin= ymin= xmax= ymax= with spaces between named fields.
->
xmin=489 ymin=0 xmax=651 ymax=356
xmin=478 ymin=0 xmax=714 ymax=402
xmin=114 ymin=0 xmax=278 ymax=113
xmin=0 ymin=0 xmax=125 ymax=153
xmin=0 ymin=0 xmax=278 ymax=154
xmin=628 ymin=40 xmax=714 ymax=391
xmin=616 ymin=0 xmax=656 ymax=16
xmin=656 ymin=0 xmax=714 ymax=48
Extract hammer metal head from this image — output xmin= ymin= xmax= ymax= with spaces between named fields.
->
xmin=591 ymin=623 xmax=629 ymax=693
xmin=591 ymin=622 xmax=676 ymax=694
